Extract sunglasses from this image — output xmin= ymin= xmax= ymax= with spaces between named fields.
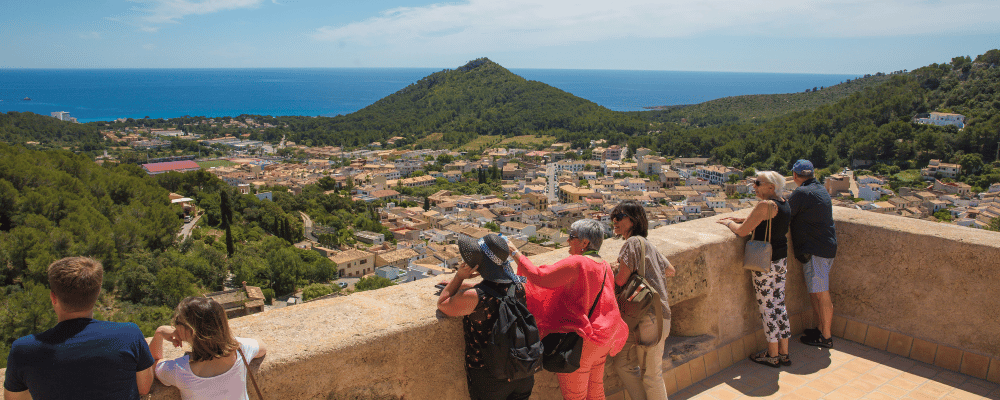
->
xmin=568 ymin=233 xmax=579 ymax=240
xmin=611 ymin=212 xmax=627 ymax=221
xmin=753 ymin=180 xmax=763 ymax=187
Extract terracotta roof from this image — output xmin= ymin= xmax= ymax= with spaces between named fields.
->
xmin=142 ymin=160 xmax=200 ymax=173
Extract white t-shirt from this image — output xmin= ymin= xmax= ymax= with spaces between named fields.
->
xmin=155 ymin=337 xmax=260 ymax=400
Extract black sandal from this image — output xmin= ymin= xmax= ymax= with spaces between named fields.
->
xmin=749 ymin=350 xmax=781 ymax=368
xmin=779 ymin=353 xmax=791 ymax=366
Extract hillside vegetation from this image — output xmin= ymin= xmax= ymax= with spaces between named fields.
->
xmin=257 ymin=58 xmax=648 ymax=149
xmin=635 ymin=73 xmax=895 ymax=126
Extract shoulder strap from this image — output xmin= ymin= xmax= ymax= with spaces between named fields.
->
xmin=635 ymin=236 xmax=665 ymax=342
xmin=765 ymin=201 xmax=773 ymax=242
xmin=638 ymin=236 xmax=647 ymax=277
xmin=587 ymin=270 xmax=608 ymax=319
xmin=237 ymin=345 xmax=264 ymax=400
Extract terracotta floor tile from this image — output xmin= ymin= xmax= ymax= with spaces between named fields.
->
xmin=825 ymin=385 xmax=868 ymax=400
xmin=909 ymin=364 xmax=942 ymax=380
xmin=872 ymin=365 xmax=905 ymax=381
xmin=907 ymin=389 xmax=943 ymax=400
xmin=944 ymin=389 xmax=988 ymax=400
xmin=778 ymin=372 xmax=809 ymax=388
xmin=806 ymin=378 xmax=840 ymax=394
xmin=848 ymin=376 xmax=880 ymax=393
xmin=921 ymin=380 xmax=958 ymax=398
xmin=877 ymin=383 xmax=910 ymax=398
xmin=863 ymin=391 xmax=899 ymax=400
xmin=705 ymin=386 xmax=743 ymax=400
xmin=790 ymin=386 xmax=825 ymax=400
xmin=857 ymin=370 xmax=893 ymax=387
xmin=937 ymin=371 xmax=971 ymax=386
xmin=888 ymin=376 xmax=923 ymax=391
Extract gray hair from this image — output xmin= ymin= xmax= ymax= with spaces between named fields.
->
xmin=570 ymin=219 xmax=604 ymax=253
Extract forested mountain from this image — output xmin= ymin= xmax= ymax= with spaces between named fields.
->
xmin=0 ymin=111 xmax=106 ymax=150
xmin=622 ymin=51 xmax=1000 ymax=187
xmin=258 ymin=58 xmax=649 ymax=149
xmin=635 ymin=73 xmax=896 ymax=126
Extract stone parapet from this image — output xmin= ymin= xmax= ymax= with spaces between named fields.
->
xmin=1 ymin=207 xmax=997 ymax=399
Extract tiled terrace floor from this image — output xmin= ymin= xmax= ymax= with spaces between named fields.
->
xmin=669 ymin=338 xmax=999 ymax=400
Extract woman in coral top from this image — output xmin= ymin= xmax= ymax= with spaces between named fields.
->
xmin=505 ymin=219 xmax=627 ymax=400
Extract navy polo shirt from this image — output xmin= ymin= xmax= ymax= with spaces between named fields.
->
xmin=4 ymin=318 xmax=155 ymax=400
xmin=788 ymin=178 xmax=838 ymax=258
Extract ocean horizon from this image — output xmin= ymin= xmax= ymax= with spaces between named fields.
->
xmin=0 ymin=68 xmax=859 ymax=123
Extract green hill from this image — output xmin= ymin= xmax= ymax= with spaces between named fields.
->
xmin=635 ymin=73 xmax=896 ymax=126
xmin=264 ymin=58 xmax=648 ymax=149
xmin=0 ymin=111 xmax=106 ymax=150
xmin=624 ymin=53 xmax=1000 ymax=190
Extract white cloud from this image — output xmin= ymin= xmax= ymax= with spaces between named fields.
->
xmin=310 ymin=0 xmax=1000 ymax=52
xmin=130 ymin=0 xmax=265 ymax=26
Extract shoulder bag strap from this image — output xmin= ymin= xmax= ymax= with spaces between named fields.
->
xmin=638 ymin=236 xmax=665 ymax=342
xmin=765 ymin=201 xmax=773 ymax=243
xmin=587 ymin=270 xmax=608 ymax=319
xmin=237 ymin=345 xmax=265 ymax=400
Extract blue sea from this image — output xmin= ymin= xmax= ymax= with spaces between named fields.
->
xmin=0 ymin=68 xmax=858 ymax=123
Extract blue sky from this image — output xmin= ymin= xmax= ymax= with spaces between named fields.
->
xmin=2 ymin=0 xmax=999 ymax=73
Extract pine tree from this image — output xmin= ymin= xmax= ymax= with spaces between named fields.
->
xmin=225 ymin=224 xmax=235 ymax=256
xmin=423 ymin=196 xmax=430 ymax=211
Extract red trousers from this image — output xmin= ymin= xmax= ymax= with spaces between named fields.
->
xmin=556 ymin=339 xmax=615 ymax=400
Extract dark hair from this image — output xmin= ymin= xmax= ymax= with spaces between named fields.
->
xmin=48 ymin=257 xmax=104 ymax=312
xmin=173 ymin=297 xmax=240 ymax=363
xmin=793 ymin=170 xmax=814 ymax=180
xmin=611 ymin=200 xmax=648 ymax=238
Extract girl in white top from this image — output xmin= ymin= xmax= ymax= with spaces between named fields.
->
xmin=151 ymin=296 xmax=267 ymax=400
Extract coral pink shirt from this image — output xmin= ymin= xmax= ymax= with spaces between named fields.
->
xmin=515 ymin=253 xmax=627 ymax=355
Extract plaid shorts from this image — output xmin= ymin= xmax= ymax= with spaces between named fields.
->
xmin=802 ymin=256 xmax=834 ymax=293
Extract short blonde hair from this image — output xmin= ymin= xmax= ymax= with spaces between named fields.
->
xmin=756 ymin=171 xmax=786 ymax=197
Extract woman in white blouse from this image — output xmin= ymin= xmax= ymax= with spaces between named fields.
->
xmin=151 ymin=297 xmax=267 ymax=400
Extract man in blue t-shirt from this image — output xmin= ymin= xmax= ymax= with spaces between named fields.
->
xmin=4 ymin=257 xmax=155 ymax=400
xmin=788 ymin=160 xmax=838 ymax=348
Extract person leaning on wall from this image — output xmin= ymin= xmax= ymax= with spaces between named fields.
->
xmin=505 ymin=219 xmax=627 ymax=400
xmin=438 ymin=233 xmax=536 ymax=400
xmin=609 ymin=200 xmax=675 ymax=400
xmin=4 ymin=257 xmax=156 ymax=400
xmin=718 ymin=171 xmax=792 ymax=368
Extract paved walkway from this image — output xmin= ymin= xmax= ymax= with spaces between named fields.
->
xmin=671 ymin=337 xmax=999 ymax=400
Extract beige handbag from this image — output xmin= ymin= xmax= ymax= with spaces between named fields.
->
xmin=743 ymin=201 xmax=773 ymax=273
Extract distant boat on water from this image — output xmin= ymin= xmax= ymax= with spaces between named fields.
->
xmin=23 ymin=97 xmax=31 ymax=101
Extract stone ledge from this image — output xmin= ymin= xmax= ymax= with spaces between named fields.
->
xmin=2 ymin=208 xmax=998 ymax=399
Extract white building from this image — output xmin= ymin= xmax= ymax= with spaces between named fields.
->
xmin=915 ymin=112 xmax=965 ymax=129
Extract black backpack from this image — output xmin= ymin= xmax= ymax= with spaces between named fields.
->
xmin=477 ymin=283 xmax=544 ymax=381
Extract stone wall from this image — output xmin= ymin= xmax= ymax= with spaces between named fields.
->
xmin=828 ymin=208 xmax=1000 ymax=358
xmin=2 ymin=208 xmax=997 ymax=399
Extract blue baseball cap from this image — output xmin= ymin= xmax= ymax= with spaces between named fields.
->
xmin=791 ymin=159 xmax=814 ymax=174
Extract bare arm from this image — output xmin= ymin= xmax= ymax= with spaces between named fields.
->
xmin=3 ymin=389 xmax=31 ymax=400
xmin=437 ymin=263 xmax=481 ymax=317
xmin=136 ymin=365 xmax=155 ymax=395
xmin=717 ymin=201 xmax=776 ymax=237
xmin=254 ymin=340 xmax=267 ymax=358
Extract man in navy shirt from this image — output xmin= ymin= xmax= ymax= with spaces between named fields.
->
xmin=788 ymin=160 xmax=838 ymax=348
xmin=4 ymin=257 xmax=155 ymax=399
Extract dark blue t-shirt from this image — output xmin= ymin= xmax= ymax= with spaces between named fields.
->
xmin=788 ymin=178 xmax=838 ymax=258
xmin=4 ymin=318 xmax=155 ymax=400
